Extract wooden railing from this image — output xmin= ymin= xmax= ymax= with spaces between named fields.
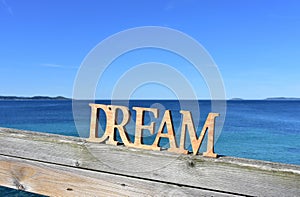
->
xmin=0 ymin=127 xmax=299 ymax=196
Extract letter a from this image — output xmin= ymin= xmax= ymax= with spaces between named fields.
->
xmin=151 ymin=110 xmax=186 ymax=154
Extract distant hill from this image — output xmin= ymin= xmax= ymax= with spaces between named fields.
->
xmin=0 ymin=96 xmax=70 ymax=100
xmin=230 ymin=97 xmax=300 ymax=101
xmin=265 ymin=97 xmax=300 ymax=101
xmin=230 ymin=98 xmax=244 ymax=100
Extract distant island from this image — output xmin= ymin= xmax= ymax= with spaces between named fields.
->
xmin=230 ymin=98 xmax=244 ymax=100
xmin=265 ymin=97 xmax=300 ymax=101
xmin=0 ymin=96 xmax=70 ymax=100
xmin=230 ymin=97 xmax=300 ymax=101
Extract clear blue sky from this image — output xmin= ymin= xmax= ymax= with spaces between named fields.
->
xmin=1 ymin=0 xmax=299 ymax=99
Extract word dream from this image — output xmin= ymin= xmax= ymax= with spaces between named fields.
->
xmin=88 ymin=104 xmax=219 ymax=158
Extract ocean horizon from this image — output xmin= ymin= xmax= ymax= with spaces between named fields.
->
xmin=0 ymin=99 xmax=299 ymax=165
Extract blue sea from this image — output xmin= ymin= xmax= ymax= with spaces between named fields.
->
xmin=1 ymin=99 xmax=299 ymax=196
xmin=0 ymin=99 xmax=299 ymax=166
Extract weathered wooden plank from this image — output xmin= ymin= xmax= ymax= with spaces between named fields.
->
xmin=0 ymin=155 xmax=232 ymax=197
xmin=0 ymin=127 xmax=299 ymax=196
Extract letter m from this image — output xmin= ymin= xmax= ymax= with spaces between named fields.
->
xmin=179 ymin=111 xmax=219 ymax=157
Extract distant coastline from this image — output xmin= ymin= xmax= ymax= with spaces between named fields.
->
xmin=265 ymin=97 xmax=300 ymax=101
xmin=0 ymin=96 xmax=70 ymax=100
xmin=0 ymin=96 xmax=299 ymax=101
xmin=230 ymin=97 xmax=300 ymax=101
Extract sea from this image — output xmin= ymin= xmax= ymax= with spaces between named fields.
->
xmin=0 ymin=99 xmax=299 ymax=165
xmin=0 ymin=99 xmax=299 ymax=196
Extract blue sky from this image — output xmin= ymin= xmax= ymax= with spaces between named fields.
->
xmin=0 ymin=0 xmax=299 ymax=99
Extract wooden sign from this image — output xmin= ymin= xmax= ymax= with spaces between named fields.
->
xmin=88 ymin=103 xmax=219 ymax=158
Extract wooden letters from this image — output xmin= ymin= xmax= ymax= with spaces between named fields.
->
xmin=88 ymin=103 xmax=219 ymax=157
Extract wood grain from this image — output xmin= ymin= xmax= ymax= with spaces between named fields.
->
xmin=1 ymin=155 xmax=232 ymax=197
xmin=0 ymin=127 xmax=299 ymax=196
